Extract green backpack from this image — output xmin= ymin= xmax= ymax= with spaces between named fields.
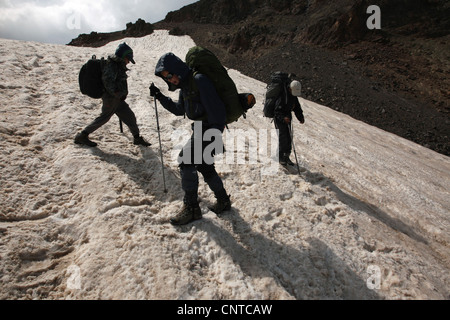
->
xmin=185 ymin=46 xmax=255 ymax=124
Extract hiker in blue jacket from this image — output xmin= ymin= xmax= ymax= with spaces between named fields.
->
xmin=150 ymin=52 xmax=231 ymax=225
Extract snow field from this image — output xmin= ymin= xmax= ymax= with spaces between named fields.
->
xmin=0 ymin=31 xmax=449 ymax=299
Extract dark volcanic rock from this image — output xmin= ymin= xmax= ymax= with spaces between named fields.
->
xmin=157 ymin=0 xmax=450 ymax=156
xmin=68 ymin=19 xmax=154 ymax=48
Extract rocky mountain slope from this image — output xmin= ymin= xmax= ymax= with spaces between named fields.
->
xmin=69 ymin=0 xmax=449 ymax=156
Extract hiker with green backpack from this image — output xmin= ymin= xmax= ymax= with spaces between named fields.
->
xmin=150 ymin=49 xmax=237 ymax=225
xmin=75 ymin=43 xmax=151 ymax=148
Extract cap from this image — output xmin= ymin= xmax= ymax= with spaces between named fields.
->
xmin=115 ymin=42 xmax=135 ymax=64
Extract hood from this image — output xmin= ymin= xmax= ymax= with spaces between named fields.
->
xmin=155 ymin=53 xmax=191 ymax=91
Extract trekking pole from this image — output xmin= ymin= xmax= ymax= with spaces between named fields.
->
xmin=119 ymin=119 xmax=123 ymax=133
xmin=151 ymin=88 xmax=168 ymax=193
xmin=289 ymin=122 xmax=301 ymax=175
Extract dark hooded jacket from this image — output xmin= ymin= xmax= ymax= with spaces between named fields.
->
xmin=274 ymin=92 xmax=304 ymax=123
xmin=155 ymin=53 xmax=226 ymax=132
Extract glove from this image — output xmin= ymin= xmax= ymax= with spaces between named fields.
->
xmin=210 ymin=133 xmax=225 ymax=157
xmin=298 ymin=114 xmax=305 ymax=124
xmin=202 ymin=127 xmax=225 ymax=158
xmin=149 ymin=83 xmax=161 ymax=99
xmin=295 ymin=112 xmax=305 ymax=124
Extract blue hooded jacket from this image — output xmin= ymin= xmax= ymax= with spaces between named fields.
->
xmin=155 ymin=53 xmax=226 ymax=132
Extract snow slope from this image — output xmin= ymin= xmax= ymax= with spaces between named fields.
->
xmin=0 ymin=30 xmax=449 ymax=300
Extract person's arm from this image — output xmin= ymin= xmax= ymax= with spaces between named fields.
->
xmin=158 ymin=91 xmax=186 ymax=116
xmin=293 ymin=98 xmax=305 ymax=124
xmin=150 ymin=83 xmax=185 ymax=116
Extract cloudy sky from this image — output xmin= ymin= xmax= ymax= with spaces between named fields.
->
xmin=0 ymin=0 xmax=198 ymax=44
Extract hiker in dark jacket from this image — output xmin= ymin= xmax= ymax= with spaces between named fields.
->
xmin=150 ymin=52 xmax=231 ymax=225
xmin=274 ymin=79 xmax=304 ymax=166
xmin=74 ymin=43 xmax=150 ymax=147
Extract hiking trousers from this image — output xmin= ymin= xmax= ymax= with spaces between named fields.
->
xmin=83 ymin=94 xmax=140 ymax=137
xmin=274 ymin=117 xmax=292 ymax=159
xmin=178 ymin=124 xmax=225 ymax=205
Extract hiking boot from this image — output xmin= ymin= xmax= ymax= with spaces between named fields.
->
xmin=280 ymin=155 xmax=294 ymax=166
xmin=74 ymin=132 xmax=97 ymax=147
xmin=209 ymin=194 xmax=231 ymax=215
xmin=134 ymin=136 xmax=151 ymax=146
xmin=170 ymin=204 xmax=202 ymax=226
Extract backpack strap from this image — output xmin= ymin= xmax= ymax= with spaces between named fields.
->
xmin=186 ymin=71 xmax=199 ymax=102
xmin=186 ymin=72 xmax=207 ymax=121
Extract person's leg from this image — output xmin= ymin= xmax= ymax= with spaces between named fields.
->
xmin=275 ymin=118 xmax=292 ymax=164
xmin=114 ymin=100 xmax=139 ymax=137
xmin=197 ymin=163 xmax=231 ymax=214
xmin=170 ymin=136 xmax=202 ymax=225
xmin=74 ymin=96 xmax=117 ymax=147
xmin=111 ymin=99 xmax=151 ymax=146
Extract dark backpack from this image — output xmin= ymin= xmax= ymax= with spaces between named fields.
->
xmin=185 ymin=46 xmax=255 ymax=124
xmin=263 ymin=72 xmax=291 ymax=118
xmin=79 ymin=55 xmax=105 ymax=99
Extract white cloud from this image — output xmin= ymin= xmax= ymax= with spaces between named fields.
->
xmin=0 ymin=0 xmax=197 ymax=44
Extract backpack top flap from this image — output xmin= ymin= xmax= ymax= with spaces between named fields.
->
xmin=271 ymin=71 xmax=290 ymax=83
